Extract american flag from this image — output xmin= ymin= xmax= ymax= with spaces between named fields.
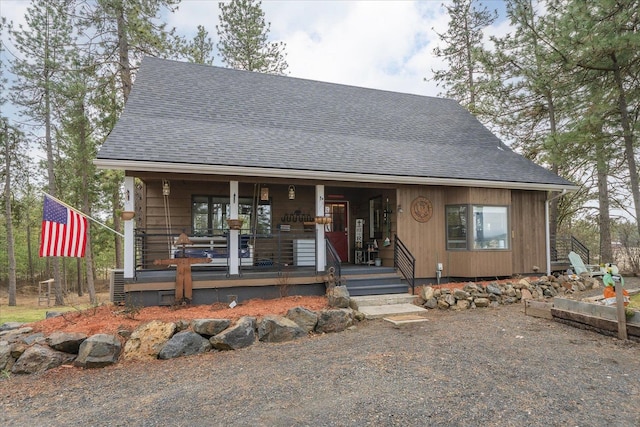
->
xmin=39 ymin=195 xmax=87 ymax=257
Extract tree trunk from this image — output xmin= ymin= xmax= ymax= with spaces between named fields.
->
xmin=611 ymin=53 xmax=640 ymax=239
xmin=116 ymin=2 xmax=132 ymax=103
xmin=4 ymin=125 xmax=17 ymax=306
xmin=595 ymin=133 xmax=612 ymax=264
xmin=43 ymin=32 xmax=64 ymax=306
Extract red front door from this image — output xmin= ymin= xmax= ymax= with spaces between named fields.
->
xmin=325 ymin=202 xmax=349 ymax=262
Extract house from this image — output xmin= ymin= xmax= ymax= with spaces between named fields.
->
xmin=95 ymin=57 xmax=577 ymax=306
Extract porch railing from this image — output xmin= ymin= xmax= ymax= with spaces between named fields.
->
xmin=325 ymin=237 xmax=342 ymax=285
xmin=134 ymin=227 xmax=318 ymax=275
xmin=393 ymin=234 xmax=415 ymax=294
xmin=551 ymin=235 xmax=590 ymax=264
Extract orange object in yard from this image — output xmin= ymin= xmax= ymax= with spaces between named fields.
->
xmin=603 ymin=286 xmax=629 ymax=306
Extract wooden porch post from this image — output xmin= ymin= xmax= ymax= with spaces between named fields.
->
xmin=229 ymin=181 xmax=240 ymax=275
xmin=123 ymin=176 xmax=135 ymax=279
xmin=316 ymin=184 xmax=326 ymax=272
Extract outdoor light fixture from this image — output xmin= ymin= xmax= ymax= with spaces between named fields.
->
xmin=162 ymin=179 xmax=170 ymax=196
xmin=397 ymin=204 xmax=403 ymax=213
xmin=288 ymin=185 xmax=296 ymax=200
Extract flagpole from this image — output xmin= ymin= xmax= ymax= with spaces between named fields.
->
xmin=43 ymin=192 xmax=125 ymax=238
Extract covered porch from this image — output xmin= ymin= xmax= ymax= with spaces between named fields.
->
xmin=120 ymin=173 xmax=404 ymax=305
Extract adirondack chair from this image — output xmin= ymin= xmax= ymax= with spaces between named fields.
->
xmin=568 ymin=251 xmax=604 ymax=277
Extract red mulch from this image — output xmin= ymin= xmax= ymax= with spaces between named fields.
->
xmin=29 ymin=296 xmax=329 ymax=336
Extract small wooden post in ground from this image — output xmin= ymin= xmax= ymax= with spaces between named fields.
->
xmin=615 ymin=284 xmax=627 ymax=340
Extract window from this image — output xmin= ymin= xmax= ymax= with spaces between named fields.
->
xmin=446 ymin=205 xmax=467 ymax=250
xmin=472 ymin=206 xmax=509 ymax=249
xmin=191 ymin=196 xmax=272 ymax=235
xmin=446 ymin=205 xmax=509 ymax=250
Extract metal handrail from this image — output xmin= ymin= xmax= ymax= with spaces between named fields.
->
xmin=551 ymin=235 xmax=591 ymax=264
xmin=325 ymin=237 xmax=342 ymax=284
xmin=393 ymin=234 xmax=415 ymax=294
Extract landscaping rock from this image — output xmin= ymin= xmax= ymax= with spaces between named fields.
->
xmin=47 ymin=332 xmax=87 ymax=354
xmin=327 ymin=285 xmax=350 ymax=308
xmin=191 ymin=319 xmax=231 ymax=337
xmin=0 ymin=322 xmax=24 ymax=332
xmin=315 ymin=309 xmax=353 ymax=333
xmin=74 ymin=334 xmax=121 ymax=368
xmin=124 ymin=320 xmax=176 ymax=360
xmin=11 ymin=344 xmax=75 ymax=374
xmin=286 ymin=306 xmax=318 ymax=333
xmin=424 ymin=297 xmax=438 ymax=309
xmin=46 ymin=311 xmax=63 ymax=319
xmin=158 ymin=331 xmax=211 ymax=360
xmin=0 ymin=327 xmax=33 ymax=342
xmin=210 ymin=317 xmax=256 ymax=350
xmin=453 ymin=289 xmax=470 ymax=300
xmin=486 ymin=283 xmax=503 ymax=295
xmin=474 ymin=298 xmax=490 ymax=308
xmin=258 ymin=316 xmax=305 ymax=343
xmin=0 ymin=342 xmax=15 ymax=371
xmin=420 ymin=286 xmax=435 ymax=301
xmin=22 ymin=333 xmax=46 ymax=346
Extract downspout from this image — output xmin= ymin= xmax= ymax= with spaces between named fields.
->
xmin=545 ymin=189 xmax=567 ymax=276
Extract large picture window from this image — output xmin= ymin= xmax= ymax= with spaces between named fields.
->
xmin=192 ymin=196 xmax=271 ymax=235
xmin=446 ymin=205 xmax=509 ymax=250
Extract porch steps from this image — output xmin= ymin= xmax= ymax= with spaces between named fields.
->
xmin=342 ymin=266 xmax=408 ymax=296
xmin=350 ymin=294 xmax=427 ymax=320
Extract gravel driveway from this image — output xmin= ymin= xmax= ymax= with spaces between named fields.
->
xmin=2 ymin=303 xmax=639 ymax=427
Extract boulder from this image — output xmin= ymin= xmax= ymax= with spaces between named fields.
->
xmin=474 ymin=298 xmax=490 ymax=308
xmin=0 ymin=327 xmax=33 ymax=342
xmin=486 ymin=283 xmax=502 ymax=295
xmin=258 ymin=316 xmax=306 ymax=343
xmin=210 ymin=317 xmax=256 ymax=350
xmin=124 ymin=320 xmax=176 ymax=360
xmin=420 ymin=286 xmax=435 ymax=301
xmin=520 ymin=288 xmax=533 ymax=301
xmin=424 ymin=298 xmax=438 ymax=309
xmin=453 ymin=289 xmax=470 ymax=300
xmin=158 ymin=331 xmax=211 ymax=360
xmin=315 ymin=309 xmax=353 ymax=333
xmin=191 ymin=319 xmax=231 ymax=337
xmin=47 ymin=332 xmax=87 ymax=354
xmin=463 ymin=283 xmax=479 ymax=293
xmin=46 ymin=311 xmax=63 ymax=319
xmin=437 ymin=299 xmax=450 ymax=309
xmin=22 ymin=333 xmax=46 ymax=346
xmin=504 ymin=286 xmax=517 ymax=298
xmin=74 ymin=334 xmax=121 ymax=368
xmin=456 ymin=299 xmax=471 ymax=310
xmin=0 ymin=322 xmax=24 ymax=332
xmin=12 ymin=344 xmax=75 ymax=374
xmin=444 ymin=294 xmax=456 ymax=306
xmin=0 ymin=342 xmax=15 ymax=371
xmin=327 ymin=285 xmax=350 ymax=308
xmin=286 ymin=306 xmax=318 ymax=333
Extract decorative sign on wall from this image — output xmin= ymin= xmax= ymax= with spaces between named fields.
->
xmin=410 ymin=196 xmax=433 ymax=223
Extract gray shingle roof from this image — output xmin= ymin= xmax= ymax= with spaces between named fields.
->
xmin=97 ymin=57 xmax=574 ymax=188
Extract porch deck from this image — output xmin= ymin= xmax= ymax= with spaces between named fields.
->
xmin=121 ymin=265 xmax=407 ymax=306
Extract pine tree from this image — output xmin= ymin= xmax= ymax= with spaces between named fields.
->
xmin=216 ymin=0 xmax=288 ymax=75
xmin=185 ymin=25 xmax=215 ymax=65
xmin=10 ymin=0 xmax=76 ymax=305
xmin=430 ymin=0 xmax=497 ymax=114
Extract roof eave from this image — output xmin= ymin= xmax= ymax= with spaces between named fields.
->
xmin=94 ymin=159 xmax=579 ymax=192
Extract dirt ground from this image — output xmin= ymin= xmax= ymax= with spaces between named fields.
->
xmin=2 ymin=302 xmax=639 ymax=426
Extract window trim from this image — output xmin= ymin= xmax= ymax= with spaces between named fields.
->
xmin=446 ymin=204 xmax=510 ymax=251
xmin=191 ymin=195 xmax=272 ymax=235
